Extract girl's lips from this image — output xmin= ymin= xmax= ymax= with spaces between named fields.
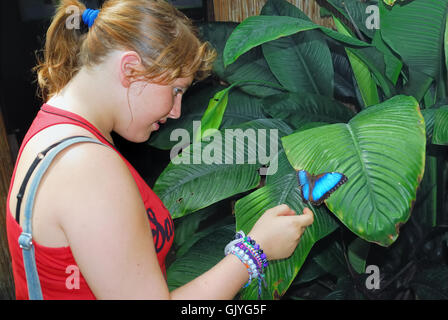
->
xmin=153 ymin=119 xmax=167 ymax=131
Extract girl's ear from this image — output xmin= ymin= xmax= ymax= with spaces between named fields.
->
xmin=119 ymin=51 xmax=142 ymax=88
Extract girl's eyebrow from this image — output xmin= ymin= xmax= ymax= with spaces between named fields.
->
xmin=174 ymin=79 xmax=194 ymax=92
xmin=181 ymin=82 xmax=194 ymax=92
xmin=177 ymin=80 xmax=191 ymax=88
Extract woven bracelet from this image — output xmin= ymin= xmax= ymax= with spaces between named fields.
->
xmin=225 ymin=231 xmax=269 ymax=299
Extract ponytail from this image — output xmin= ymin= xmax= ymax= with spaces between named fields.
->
xmin=33 ymin=0 xmax=87 ymax=102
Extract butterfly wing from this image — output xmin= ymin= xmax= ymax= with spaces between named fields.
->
xmin=297 ymin=170 xmax=311 ymax=202
xmin=310 ymin=172 xmax=347 ymax=205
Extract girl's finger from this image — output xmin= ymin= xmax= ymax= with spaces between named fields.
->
xmin=269 ymin=204 xmax=295 ymax=216
xmin=294 ymin=207 xmax=314 ymax=227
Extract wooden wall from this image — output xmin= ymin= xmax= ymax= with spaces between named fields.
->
xmin=212 ymin=0 xmax=335 ymax=28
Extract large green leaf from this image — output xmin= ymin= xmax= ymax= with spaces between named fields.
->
xmin=172 ymin=203 xmax=223 ymax=256
xmin=235 ymin=173 xmax=339 ymax=299
xmin=421 ymin=108 xmax=436 ymax=141
xmin=311 ymin=241 xmax=348 ymax=278
xmin=167 ymin=224 xmax=236 ymax=290
xmin=199 ymin=22 xmax=283 ymax=98
xmin=195 ymin=86 xmax=232 ymax=142
xmin=332 ymin=15 xmax=397 ymax=102
xmin=197 ymin=81 xmax=278 ymax=142
xmin=331 ymin=49 xmax=357 ymax=100
xmin=154 ymin=119 xmax=291 ymax=218
xmin=334 ymin=16 xmax=380 ymax=107
xmin=380 ymin=0 xmax=448 ymax=79
xmin=347 ymin=238 xmax=370 ymax=274
xmin=148 ymin=84 xmax=266 ymax=150
xmin=371 ymin=30 xmax=403 ymax=86
xmin=223 ymin=15 xmax=370 ymax=68
xmin=403 ymin=69 xmax=434 ymax=103
xmin=413 ymin=155 xmax=438 ymax=229
xmin=261 ymin=91 xmax=356 ymax=129
xmin=325 ymin=0 xmax=379 ymax=39
xmin=260 ymin=0 xmax=334 ymax=96
xmin=379 ymin=0 xmax=448 ymax=98
xmin=281 ymin=95 xmax=426 ymax=246
xmin=433 ymin=106 xmax=448 ymax=145
xmin=445 ymin=15 xmax=448 ymax=94
xmin=419 ymin=102 xmax=448 ymax=142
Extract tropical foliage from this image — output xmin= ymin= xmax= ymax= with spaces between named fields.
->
xmin=148 ymin=0 xmax=448 ymax=299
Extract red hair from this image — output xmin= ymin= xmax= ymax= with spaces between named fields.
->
xmin=33 ymin=0 xmax=216 ymax=101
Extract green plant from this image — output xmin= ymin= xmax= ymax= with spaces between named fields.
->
xmin=148 ymin=0 xmax=448 ymax=299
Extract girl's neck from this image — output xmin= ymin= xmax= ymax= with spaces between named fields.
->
xmin=46 ymin=68 xmax=118 ymax=145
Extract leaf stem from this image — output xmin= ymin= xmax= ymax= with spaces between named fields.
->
xmin=342 ymin=2 xmax=366 ymax=42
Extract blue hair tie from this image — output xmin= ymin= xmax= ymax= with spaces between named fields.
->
xmin=82 ymin=8 xmax=100 ymax=28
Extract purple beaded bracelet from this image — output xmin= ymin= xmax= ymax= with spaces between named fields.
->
xmin=225 ymin=231 xmax=269 ymax=299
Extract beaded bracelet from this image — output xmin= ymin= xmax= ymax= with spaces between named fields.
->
xmin=224 ymin=231 xmax=268 ymax=299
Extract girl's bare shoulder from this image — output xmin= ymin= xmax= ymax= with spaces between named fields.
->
xmin=11 ymin=124 xmax=143 ymax=247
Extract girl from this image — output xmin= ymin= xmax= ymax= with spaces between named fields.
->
xmin=6 ymin=0 xmax=314 ymax=299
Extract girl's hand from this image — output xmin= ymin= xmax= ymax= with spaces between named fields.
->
xmin=247 ymin=204 xmax=314 ymax=260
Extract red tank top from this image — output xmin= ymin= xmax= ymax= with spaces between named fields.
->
xmin=6 ymin=104 xmax=174 ymax=300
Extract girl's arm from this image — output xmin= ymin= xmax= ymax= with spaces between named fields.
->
xmin=54 ymin=143 xmax=312 ymax=299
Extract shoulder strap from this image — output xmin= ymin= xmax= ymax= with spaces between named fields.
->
xmin=18 ymin=136 xmax=111 ymax=300
xmin=15 ymin=135 xmax=88 ymax=224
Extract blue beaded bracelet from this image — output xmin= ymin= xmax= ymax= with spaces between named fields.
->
xmin=225 ymin=231 xmax=268 ymax=299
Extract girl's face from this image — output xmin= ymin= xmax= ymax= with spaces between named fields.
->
xmin=117 ymin=76 xmax=193 ymax=142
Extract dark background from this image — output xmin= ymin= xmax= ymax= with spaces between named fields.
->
xmin=0 ymin=0 xmax=212 ymax=185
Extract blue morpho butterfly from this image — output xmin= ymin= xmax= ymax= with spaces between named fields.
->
xmin=297 ymin=170 xmax=347 ymax=206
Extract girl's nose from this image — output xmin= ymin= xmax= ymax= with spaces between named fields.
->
xmin=169 ymin=96 xmax=182 ymax=119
